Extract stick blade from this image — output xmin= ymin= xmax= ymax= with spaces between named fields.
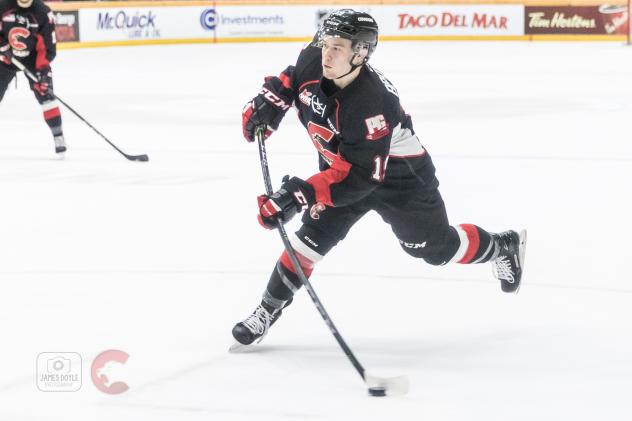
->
xmin=127 ymin=154 xmax=149 ymax=162
xmin=365 ymin=372 xmax=409 ymax=397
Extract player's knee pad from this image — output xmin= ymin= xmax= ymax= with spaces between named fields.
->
xmin=398 ymin=243 xmax=444 ymax=265
xmin=422 ymin=253 xmax=449 ymax=266
xmin=398 ymin=240 xmax=429 ymax=259
xmin=398 ymin=227 xmax=460 ymax=266
xmin=293 ymin=225 xmax=341 ymax=260
xmin=278 ymin=224 xmax=343 ymax=280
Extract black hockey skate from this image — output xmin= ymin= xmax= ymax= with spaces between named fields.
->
xmin=492 ymin=230 xmax=527 ymax=294
xmin=231 ymin=298 xmax=292 ymax=348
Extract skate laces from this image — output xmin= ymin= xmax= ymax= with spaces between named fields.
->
xmin=492 ymin=256 xmax=515 ymax=284
xmin=242 ymin=305 xmax=272 ymax=342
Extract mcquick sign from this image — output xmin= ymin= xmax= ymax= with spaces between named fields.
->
xmin=97 ymin=10 xmax=156 ymax=30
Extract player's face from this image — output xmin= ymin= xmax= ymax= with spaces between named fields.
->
xmin=321 ymin=37 xmax=355 ymax=79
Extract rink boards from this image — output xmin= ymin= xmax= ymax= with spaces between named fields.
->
xmin=47 ymin=0 xmax=630 ymax=48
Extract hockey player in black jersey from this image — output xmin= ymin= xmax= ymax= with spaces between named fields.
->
xmin=233 ymin=9 xmax=526 ymax=347
xmin=0 ymin=0 xmax=66 ymax=155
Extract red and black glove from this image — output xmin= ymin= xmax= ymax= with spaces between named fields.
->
xmin=0 ymin=44 xmax=12 ymax=65
xmin=34 ymin=67 xmax=52 ymax=95
xmin=258 ymin=176 xmax=315 ymax=229
xmin=242 ymin=88 xmax=290 ymax=142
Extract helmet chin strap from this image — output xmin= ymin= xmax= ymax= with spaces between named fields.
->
xmin=335 ymin=53 xmax=363 ymax=80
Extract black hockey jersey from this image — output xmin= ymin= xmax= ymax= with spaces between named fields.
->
xmin=261 ymin=43 xmax=428 ymax=208
xmin=0 ymin=0 xmax=56 ymax=70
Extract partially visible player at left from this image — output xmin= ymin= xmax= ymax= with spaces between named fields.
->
xmin=0 ymin=0 xmax=66 ymax=156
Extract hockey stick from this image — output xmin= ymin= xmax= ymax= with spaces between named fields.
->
xmin=255 ymin=126 xmax=409 ymax=397
xmin=11 ymin=57 xmax=149 ymax=162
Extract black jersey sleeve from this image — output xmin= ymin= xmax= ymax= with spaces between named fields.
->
xmin=34 ymin=4 xmax=56 ymax=69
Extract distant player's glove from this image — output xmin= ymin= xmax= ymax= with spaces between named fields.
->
xmin=242 ymin=88 xmax=290 ymax=142
xmin=34 ymin=67 xmax=52 ymax=95
xmin=257 ymin=176 xmax=315 ymax=229
xmin=0 ymin=43 xmax=12 ymax=65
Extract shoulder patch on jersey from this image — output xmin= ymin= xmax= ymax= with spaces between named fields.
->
xmin=365 ymin=114 xmax=390 ymax=141
xmin=299 ymin=88 xmax=312 ymax=107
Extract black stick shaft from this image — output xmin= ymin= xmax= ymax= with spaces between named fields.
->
xmin=11 ymin=57 xmax=148 ymax=162
xmin=255 ymin=127 xmax=367 ymax=381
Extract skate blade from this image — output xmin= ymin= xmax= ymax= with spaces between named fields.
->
xmin=228 ymin=341 xmax=257 ymax=353
xmin=55 ymin=152 xmax=66 ymax=160
xmin=515 ymin=229 xmax=527 ymax=294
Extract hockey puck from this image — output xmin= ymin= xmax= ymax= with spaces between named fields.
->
xmin=368 ymin=387 xmax=386 ymax=397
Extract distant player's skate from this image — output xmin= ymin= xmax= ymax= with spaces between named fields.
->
xmin=54 ymin=135 xmax=66 ymax=159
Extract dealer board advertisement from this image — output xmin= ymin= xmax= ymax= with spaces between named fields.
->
xmin=525 ymin=5 xmax=629 ymax=35
xmin=78 ymin=7 xmax=218 ymax=42
xmin=211 ymin=5 xmax=369 ymax=39
xmin=49 ymin=2 xmax=625 ymax=45
xmin=379 ymin=5 xmax=525 ymax=36
xmin=53 ymin=10 xmax=80 ymax=42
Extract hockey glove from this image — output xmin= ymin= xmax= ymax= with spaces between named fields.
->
xmin=258 ymin=176 xmax=315 ymax=229
xmin=242 ymin=88 xmax=290 ymax=143
xmin=34 ymin=67 xmax=52 ymax=95
xmin=0 ymin=44 xmax=12 ymax=65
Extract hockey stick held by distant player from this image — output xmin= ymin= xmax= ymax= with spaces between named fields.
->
xmin=11 ymin=57 xmax=149 ymax=162
xmin=254 ymin=125 xmax=409 ymax=397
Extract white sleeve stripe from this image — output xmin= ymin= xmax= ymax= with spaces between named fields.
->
xmin=388 ymin=123 xmax=426 ymax=157
xmin=290 ymin=233 xmax=324 ymax=263
xmin=448 ymin=225 xmax=469 ymax=264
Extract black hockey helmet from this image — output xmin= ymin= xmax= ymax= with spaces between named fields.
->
xmin=316 ymin=9 xmax=379 ymax=63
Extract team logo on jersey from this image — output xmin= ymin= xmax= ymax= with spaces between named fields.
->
xmin=8 ymin=27 xmax=30 ymax=51
xmin=307 ymin=122 xmax=336 ymax=165
xmin=365 ymin=115 xmax=390 ymax=141
xmin=299 ymin=88 xmax=327 ymax=117
xmin=311 ymin=96 xmax=326 ymax=117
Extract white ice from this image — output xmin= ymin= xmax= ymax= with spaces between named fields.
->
xmin=1 ymin=40 xmax=631 ymax=420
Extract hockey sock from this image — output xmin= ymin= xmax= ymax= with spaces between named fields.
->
xmin=262 ymin=247 xmax=316 ymax=310
xmin=41 ymin=99 xmax=63 ymax=138
xmin=450 ymin=224 xmax=497 ymax=264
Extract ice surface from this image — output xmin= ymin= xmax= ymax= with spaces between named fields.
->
xmin=1 ymin=41 xmax=631 ymax=420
